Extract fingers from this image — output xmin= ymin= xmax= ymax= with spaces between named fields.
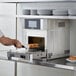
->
xmin=13 ymin=39 xmax=22 ymax=48
xmin=16 ymin=41 xmax=22 ymax=48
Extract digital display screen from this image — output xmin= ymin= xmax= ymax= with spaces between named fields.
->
xmin=28 ymin=21 xmax=37 ymax=28
xmin=25 ymin=19 xmax=40 ymax=29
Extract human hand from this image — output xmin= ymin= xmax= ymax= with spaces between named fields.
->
xmin=13 ymin=39 xmax=22 ymax=48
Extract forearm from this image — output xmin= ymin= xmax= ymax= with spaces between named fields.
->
xmin=0 ymin=36 xmax=22 ymax=48
xmin=0 ymin=36 xmax=14 ymax=46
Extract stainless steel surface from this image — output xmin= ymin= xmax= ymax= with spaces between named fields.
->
xmin=53 ymin=9 xmax=68 ymax=16
xmin=33 ymin=57 xmax=75 ymax=70
xmin=37 ymin=9 xmax=52 ymax=15
xmin=68 ymin=9 xmax=76 ymax=16
xmin=7 ymin=51 xmax=46 ymax=60
xmin=30 ymin=10 xmax=37 ymax=15
xmin=7 ymin=49 xmax=76 ymax=71
xmin=7 ymin=56 xmax=76 ymax=71
xmin=23 ymin=9 xmax=30 ymax=15
xmin=1 ymin=54 xmax=76 ymax=71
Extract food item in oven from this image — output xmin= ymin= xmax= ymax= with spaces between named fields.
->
xmin=68 ymin=56 xmax=76 ymax=60
xmin=28 ymin=43 xmax=39 ymax=48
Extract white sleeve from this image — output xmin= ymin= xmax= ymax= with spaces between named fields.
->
xmin=0 ymin=30 xmax=4 ymax=37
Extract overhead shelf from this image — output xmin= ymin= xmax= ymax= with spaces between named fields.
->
xmin=16 ymin=15 xmax=76 ymax=19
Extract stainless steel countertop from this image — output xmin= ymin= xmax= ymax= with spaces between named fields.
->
xmin=37 ymin=57 xmax=76 ymax=70
xmin=10 ymin=56 xmax=76 ymax=71
xmin=0 ymin=56 xmax=76 ymax=71
xmin=29 ymin=57 xmax=75 ymax=71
